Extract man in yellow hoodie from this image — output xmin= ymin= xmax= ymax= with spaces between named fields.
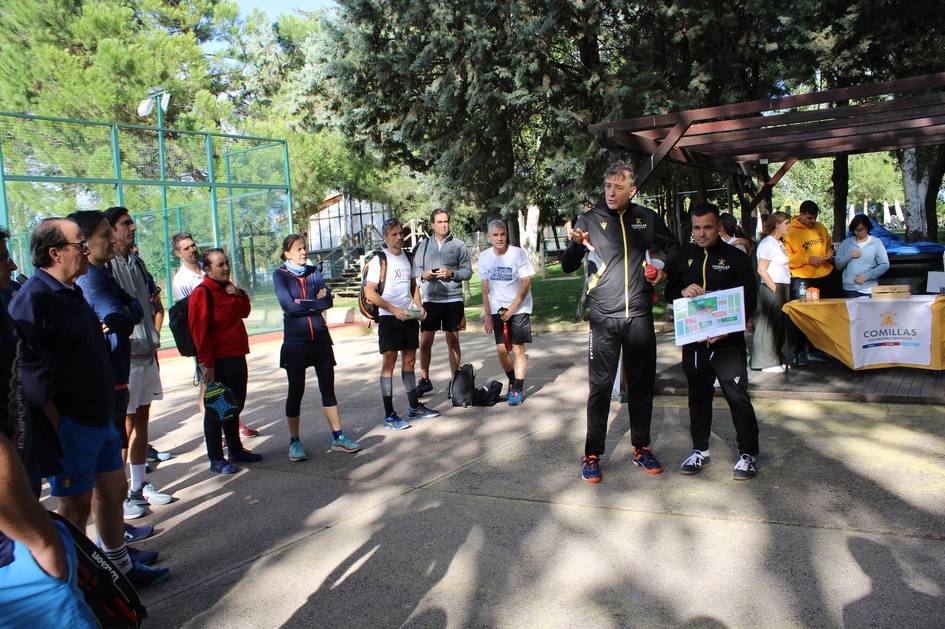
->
xmin=783 ymin=200 xmax=838 ymax=364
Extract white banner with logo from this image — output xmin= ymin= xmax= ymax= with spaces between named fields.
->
xmin=846 ymin=296 xmax=936 ymax=368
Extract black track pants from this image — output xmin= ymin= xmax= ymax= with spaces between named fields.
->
xmin=585 ymin=315 xmax=656 ymax=456
xmin=682 ymin=343 xmax=759 ymax=456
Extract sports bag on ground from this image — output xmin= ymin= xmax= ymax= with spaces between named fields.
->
xmin=168 ymin=286 xmax=212 ymax=357
xmin=472 ymin=380 xmax=504 ymax=406
xmin=450 ymin=363 xmax=476 ymax=407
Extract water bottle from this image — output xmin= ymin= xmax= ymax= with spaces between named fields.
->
xmin=795 ymin=279 xmax=808 ymax=301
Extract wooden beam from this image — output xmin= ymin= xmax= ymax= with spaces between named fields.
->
xmin=733 ymin=134 xmax=945 ymax=163
xmin=749 ymin=159 xmax=796 ymax=211
xmin=589 ymin=72 xmax=945 ymax=134
xmin=600 ymin=128 xmax=742 ymax=175
xmin=632 ymin=121 xmax=691 ymax=193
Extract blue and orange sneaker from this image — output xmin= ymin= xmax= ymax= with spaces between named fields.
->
xmin=631 ymin=447 xmax=663 ymax=474
xmin=581 ymin=455 xmax=602 ymax=483
xmin=507 ymin=390 xmax=524 ymax=406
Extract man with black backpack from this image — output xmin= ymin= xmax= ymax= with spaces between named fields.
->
xmin=363 ymin=218 xmax=441 ymax=430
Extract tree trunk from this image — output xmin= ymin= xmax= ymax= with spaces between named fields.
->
xmin=899 ymin=148 xmax=929 ymax=240
xmin=832 ymin=154 xmax=850 ymax=242
xmin=506 ymin=211 xmax=521 ymax=246
xmin=923 ymin=145 xmax=945 ymax=243
xmin=518 ymin=204 xmax=542 ymax=272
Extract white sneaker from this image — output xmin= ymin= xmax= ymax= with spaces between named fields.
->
xmin=128 ymin=482 xmax=173 ymax=506
xmin=123 ymin=499 xmax=145 ymax=520
xmin=761 ymin=365 xmax=786 ymax=373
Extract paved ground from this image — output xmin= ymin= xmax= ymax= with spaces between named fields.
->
xmin=99 ymin=331 xmax=944 ymax=628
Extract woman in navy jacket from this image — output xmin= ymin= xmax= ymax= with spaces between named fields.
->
xmin=273 ymin=234 xmax=360 ymax=462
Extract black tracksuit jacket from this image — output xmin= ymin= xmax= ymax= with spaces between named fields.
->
xmin=562 ymin=201 xmax=681 ymax=319
xmin=663 ymin=239 xmax=758 ymax=350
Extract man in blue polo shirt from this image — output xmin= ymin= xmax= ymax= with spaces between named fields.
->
xmin=8 ymin=217 xmax=167 ymax=587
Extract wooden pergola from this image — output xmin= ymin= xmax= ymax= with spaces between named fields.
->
xmin=588 ymin=72 xmax=945 ymax=226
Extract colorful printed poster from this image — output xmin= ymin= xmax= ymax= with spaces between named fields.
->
xmin=672 ymin=286 xmax=746 ymax=346
xmin=846 ymin=296 xmax=935 ymax=368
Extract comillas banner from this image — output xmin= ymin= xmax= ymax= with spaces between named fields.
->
xmin=846 ymin=296 xmax=936 ymax=368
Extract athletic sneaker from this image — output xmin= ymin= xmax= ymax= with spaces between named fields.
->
xmin=761 ymin=365 xmax=786 ymax=374
xmin=680 ymin=450 xmax=710 ymax=475
xmin=808 ymin=350 xmax=831 ymax=363
xmin=331 ymin=435 xmax=361 ymax=453
xmin=230 ymin=449 xmax=262 ymax=463
xmin=128 ymin=482 xmax=173 ymax=506
xmin=383 ymin=413 xmax=412 ymax=430
xmin=407 ymin=403 xmax=441 ymax=419
xmin=123 ymin=523 xmax=153 ymax=544
xmin=733 ymin=454 xmax=757 ymax=480
xmin=507 ymin=390 xmax=524 ymax=406
xmin=126 ymin=562 xmax=170 ymax=588
xmin=209 ymin=459 xmax=239 ymax=474
xmin=416 ymin=377 xmax=434 ymax=396
xmin=123 ymin=499 xmax=145 ymax=520
xmin=288 ymin=441 xmax=308 ymax=462
xmin=127 ymin=546 xmax=158 ymax=566
xmin=239 ymin=422 xmax=260 ymax=437
xmin=631 ymin=447 xmax=664 ymax=474
xmin=581 ymin=455 xmax=602 ymax=483
xmin=146 ymin=445 xmax=172 ymax=462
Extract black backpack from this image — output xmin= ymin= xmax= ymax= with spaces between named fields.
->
xmin=50 ymin=512 xmax=147 ymax=628
xmin=358 ymin=249 xmax=415 ymax=321
xmin=450 ymin=363 xmax=476 ymax=407
xmin=168 ymin=286 xmax=212 ymax=357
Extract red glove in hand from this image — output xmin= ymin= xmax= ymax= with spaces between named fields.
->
xmin=644 ymin=263 xmax=658 ymax=281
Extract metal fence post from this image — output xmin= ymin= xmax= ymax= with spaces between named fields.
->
xmin=111 ymin=125 xmax=124 ymax=207
xmin=156 ymin=103 xmax=172 ymax=303
xmin=0 ymin=132 xmax=8 ymax=230
xmin=224 ymin=152 xmax=240 ymax=285
xmin=282 ymin=141 xmax=293 ymax=233
xmin=206 ymin=135 xmax=221 ymax=249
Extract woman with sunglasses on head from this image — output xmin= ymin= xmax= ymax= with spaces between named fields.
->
xmin=273 ymin=234 xmax=360 ymax=463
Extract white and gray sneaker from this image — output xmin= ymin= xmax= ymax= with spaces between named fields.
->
xmin=733 ymin=454 xmax=757 ymax=480
xmin=123 ymin=498 xmax=145 ymax=520
xmin=680 ymin=450 xmax=710 ymax=475
xmin=128 ymin=482 xmax=173 ymax=506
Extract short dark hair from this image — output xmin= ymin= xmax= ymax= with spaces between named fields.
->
xmin=280 ymin=234 xmax=305 ymax=261
xmin=690 ymin=203 xmax=720 ymax=219
xmin=430 ymin=208 xmax=449 ymax=224
xmin=798 ymin=200 xmax=820 ymax=216
xmin=0 ymin=227 xmax=9 ymax=242
xmin=104 ymin=206 xmax=131 ymax=227
xmin=200 ymin=247 xmax=227 ymax=270
xmin=382 ymin=218 xmax=402 ymax=237
xmin=718 ymin=212 xmax=739 ymax=236
xmin=603 ymin=160 xmax=636 ymax=186
xmin=172 ymin=232 xmax=195 ymax=251
xmin=848 ymin=214 xmax=873 ymax=234
xmin=30 ymin=218 xmax=68 ymax=268
xmin=67 ymin=210 xmax=106 ymax=240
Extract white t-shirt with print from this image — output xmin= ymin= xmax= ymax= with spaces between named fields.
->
xmin=477 ymin=245 xmax=535 ymax=314
xmin=756 ymin=235 xmax=791 ymax=284
xmin=172 ymin=265 xmax=204 ymax=301
xmin=365 ymin=250 xmax=416 ymax=316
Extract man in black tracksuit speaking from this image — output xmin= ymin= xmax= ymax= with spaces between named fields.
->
xmin=663 ymin=203 xmax=760 ymax=480
xmin=562 ymin=161 xmax=681 ymax=483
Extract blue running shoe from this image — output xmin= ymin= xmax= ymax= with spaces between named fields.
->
xmin=632 ymin=447 xmax=663 ymax=474
xmin=507 ymin=390 xmax=524 ymax=406
xmin=127 ymin=546 xmax=158 ymax=565
xmin=209 ymin=459 xmax=239 ymax=474
xmin=124 ymin=522 xmax=153 ymax=543
xmin=126 ymin=562 xmax=170 ymax=588
xmin=581 ymin=455 xmax=602 ymax=483
xmin=415 ymin=377 xmax=434 ymax=396
xmin=331 ymin=435 xmax=361 ymax=452
xmin=288 ymin=440 xmax=307 ymax=462
xmin=733 ymin=453 xmax=757 ymax=480
xmin=204 ymin=381 xmax=240 ymax=422
xmin=680 ymin=450 xmax=710 ymax=475
xmin=383 ymin=413 xmax=412 ymax=430
xmin=407 ymin=403 xmax=440 ymax=419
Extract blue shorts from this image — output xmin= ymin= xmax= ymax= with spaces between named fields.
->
xmin=48 ymin=417 xmax=124 ymax=497
xmin=0 ymin=520 xmax=97 ymax=628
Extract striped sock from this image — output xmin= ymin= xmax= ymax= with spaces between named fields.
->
xmin=102 ymin=543 xmax=133 ymax=573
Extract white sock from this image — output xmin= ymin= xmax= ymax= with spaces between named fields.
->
xmin=696 ymin=449 xmax=709 ymax=457
xmin=102 ymin=544 xmax=133 ymax=573
xmin=130 ymin=464 xmax=147 ymax=491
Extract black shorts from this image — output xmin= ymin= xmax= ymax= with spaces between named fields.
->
xmin=378 ymin=316 xmax=420 ymax=354
xmin=491 ymin=313 xmax=532 ymax=345
xmin=280 ymin=330 xmax=336 ymax=372
xmin=421 ymin=301 xmax=464 ymax=332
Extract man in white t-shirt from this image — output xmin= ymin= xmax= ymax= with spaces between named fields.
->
xmin=364 ymin=219 xmax=440 ymax=430
xmin=171 ymin=232 xmax=203 ymax=301
xmin=478 ymin=219 xmax=535 ymax=406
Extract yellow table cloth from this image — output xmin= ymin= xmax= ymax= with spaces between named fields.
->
xmin=782 ymin=296 xmax=945 ymax=371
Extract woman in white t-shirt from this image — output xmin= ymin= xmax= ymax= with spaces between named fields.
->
xmin=750 ymin=211 xmax=792 ymax=372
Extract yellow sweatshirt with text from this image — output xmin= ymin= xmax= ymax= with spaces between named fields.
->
xmin=783 ymin=216 xmax=833 ymax=279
